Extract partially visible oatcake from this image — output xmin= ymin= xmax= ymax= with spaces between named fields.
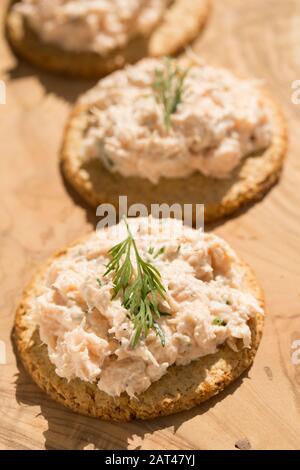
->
xmin=6 ymin=0 xmax=211 ymax=78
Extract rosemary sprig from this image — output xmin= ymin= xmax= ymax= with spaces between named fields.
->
xmin=153 ymin=58 xmax=189 ymax=131
xmin=104 ymin=220 xmax=167 ymax=348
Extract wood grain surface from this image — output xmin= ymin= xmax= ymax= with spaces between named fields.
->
xmin=0 ymin=0 xmax=300 ymax=450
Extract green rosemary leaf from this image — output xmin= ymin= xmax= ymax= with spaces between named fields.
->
xmin=213 ymin=318 xmax=227 ymax=327
xmin=153 ymin=246 xmax=165 ymax=259
xmin=153 ymin=322 xmax=166 ymax=347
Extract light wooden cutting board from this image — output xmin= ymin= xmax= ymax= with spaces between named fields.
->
xmin=0 ymin=0 xmax=300 ymax=450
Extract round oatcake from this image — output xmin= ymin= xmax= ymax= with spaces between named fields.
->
xmin=61 ymin=66 xmax=288 ymax=224
xmin=14 ymin=236 xmax=264 ymax=422
xmin=6 ymin=0 xmax=211 ymax=79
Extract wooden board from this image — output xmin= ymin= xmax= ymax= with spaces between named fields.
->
xmin=1 ymin=0 xmax=300 ymax=450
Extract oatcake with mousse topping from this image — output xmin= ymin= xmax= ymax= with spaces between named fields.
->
xmin=15 ymin=217 xmax=264 ymax=421
xmin=61 ymin=56 xmax=288 ymax=223
xmin=6 ymin=0 xmax=211 ymax=78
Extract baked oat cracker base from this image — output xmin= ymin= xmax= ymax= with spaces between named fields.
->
xmin=15 ymin=238 xmax=264 ymax=422
xmin=61 ymin=87 xmax=288 ymax=224
xmin=6 ymin=0 xmax=211 ymax=78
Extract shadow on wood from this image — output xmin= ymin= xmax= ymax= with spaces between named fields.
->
xmin=5 ymin=59 xmax=96 ymax=104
